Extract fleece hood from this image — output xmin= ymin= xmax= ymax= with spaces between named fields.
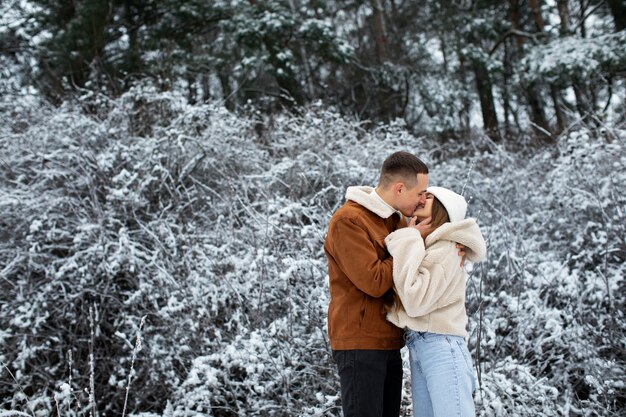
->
xmin=345 ymin=186 xmax=400 ymax=219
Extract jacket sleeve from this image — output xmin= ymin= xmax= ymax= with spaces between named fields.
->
xmin=463 ymin=230 xmax=487 ymax=263
xmin=446 ymin=218 xmax=487 ymax=263
xmin=385 ymin=228 xmax=460 ymax=317
xmin=328 ymin=217 xmax=394 ymax=298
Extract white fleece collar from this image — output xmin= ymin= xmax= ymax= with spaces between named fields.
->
xmin=345 ymin=186 xmax=402 ymax=219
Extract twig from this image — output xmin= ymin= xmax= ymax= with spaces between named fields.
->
xmin=528 ymin=121 xmax=553 ymax=139
xmin=460 ymin=159 xmax=475 ymax=198
xmin=88 ymin=306 xmax=97 ymax=417
xmin=476 ymin=262 xmax=484 ymax=393
xmin=0 ymin=361 xmax=35 ymax=417
xmin=121 ymin=316 xmax=147 ymax=417
xmin=68 ymin=349 xmax=76 ymax=414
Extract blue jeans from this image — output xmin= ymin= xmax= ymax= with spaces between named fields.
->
xmin=405 ymin=331 xmax=477 ymax=417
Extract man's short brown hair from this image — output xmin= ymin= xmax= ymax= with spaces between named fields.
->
xmin=378 ymin=151 xmax=428 ymax=188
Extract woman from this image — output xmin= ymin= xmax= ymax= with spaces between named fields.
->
xmin=385 ymin=186 xmax=487 ymax=417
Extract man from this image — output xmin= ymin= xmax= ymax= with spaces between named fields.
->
xmin=324 ymin=151 xmax=430 ymax=417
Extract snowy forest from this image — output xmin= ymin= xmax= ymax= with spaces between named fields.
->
xmin=0 ymin=0 xmax=625 ymax=416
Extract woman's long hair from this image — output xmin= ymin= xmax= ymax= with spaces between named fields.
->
xmin=422 ymin=195 xmax=450 ymax=239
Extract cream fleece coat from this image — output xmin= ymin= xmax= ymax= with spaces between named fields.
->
xmin=385 ymin=219 xmax=487 ymax=338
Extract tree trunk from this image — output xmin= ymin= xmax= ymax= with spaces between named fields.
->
xmin=454 ymin=29 xmax=471 ymax=132
xmin=508 ymin=0 xmax=525 ymax=46
xmin=502 ymin=39 xmax=512 ymax=136
xmin=187 ymin=74 xmax=196 ymax=105
xmin=579 ymin=0 xmax=588 ymax=38
xmin=552 ymin=0 xmax=572 ymax=133
xmin=556 ymin=0 xmax=572 ymax=35
xmin=556 ymin=0 xmax=596 ymax=123
xmin=528 ymin=0 xmax=546 ymax=31
xmin=526 ymin=84 xmax=551 ymax=137
xmin=369 ymin=0 xmax=390 ymax=63
xmin=201 ymin=73 xmax=210 ymax=102
xmin=572 ymin=73 xmax=596 ymax=124
xmin=471 ymin=58 xmax=500 ymax=141
xmin=218 ymin=71 xmax=234 ymax=111
xmin=550 ymin=86 xmax=566 ymax=133
xmin=508 ymin=0 xmax=552 ymax=138
xmin=607 ymin=0 xmax=626 ymax=31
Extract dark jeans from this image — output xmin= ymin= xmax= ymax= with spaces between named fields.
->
xmin=332 ymin=349 xmax=403 ymax=417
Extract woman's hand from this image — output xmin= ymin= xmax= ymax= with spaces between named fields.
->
xmin=409 ymin=216 xmax=432 ymax=239
xmin=456 ymin=243 xmax=466 ymax=267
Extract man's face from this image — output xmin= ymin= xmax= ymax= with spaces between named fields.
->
xmin=397 ymin=173 xmax=428 ymax=217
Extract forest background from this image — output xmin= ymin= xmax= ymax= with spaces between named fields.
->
xmin=0 ymin=0 xmax=625 ymax=416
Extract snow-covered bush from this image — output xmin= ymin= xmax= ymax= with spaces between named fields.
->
xmin=440 ymin=128 xmax=626 ymax=416
xmin=0 ymin=85 xmax=624 ymax=416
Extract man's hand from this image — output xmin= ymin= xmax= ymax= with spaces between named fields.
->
xmin=409 ymin=216 xmax=431 ymax=239
xmin=456 ymin=243 xmax=466 ymax=267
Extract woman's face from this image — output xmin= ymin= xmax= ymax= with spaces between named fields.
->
xmin=412 ymin=193 xmax=434 ymax=220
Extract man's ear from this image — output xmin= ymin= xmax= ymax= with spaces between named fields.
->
xmin=392 ymin=182 xmax=404 ymax=196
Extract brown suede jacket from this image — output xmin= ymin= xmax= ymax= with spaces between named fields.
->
xmin=324 ymin=186 xmax=406 ymax=350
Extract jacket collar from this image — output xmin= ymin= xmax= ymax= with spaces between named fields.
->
xmin=345 ymin=186 xmax=402 ymax=219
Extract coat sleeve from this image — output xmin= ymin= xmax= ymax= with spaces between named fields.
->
xmin=327 ymin=218 xmax=394 ymax=298
xmin=385 ymin=228 xmax=461 ymax=317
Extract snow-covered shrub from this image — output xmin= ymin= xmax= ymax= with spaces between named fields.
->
xmin=444 ymin=128 xmax=626 ymax=416
xmin=0 ymin=87 xmax=413 ymax=416
xmin=1 ymin=86 xmax=624 ymax=416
